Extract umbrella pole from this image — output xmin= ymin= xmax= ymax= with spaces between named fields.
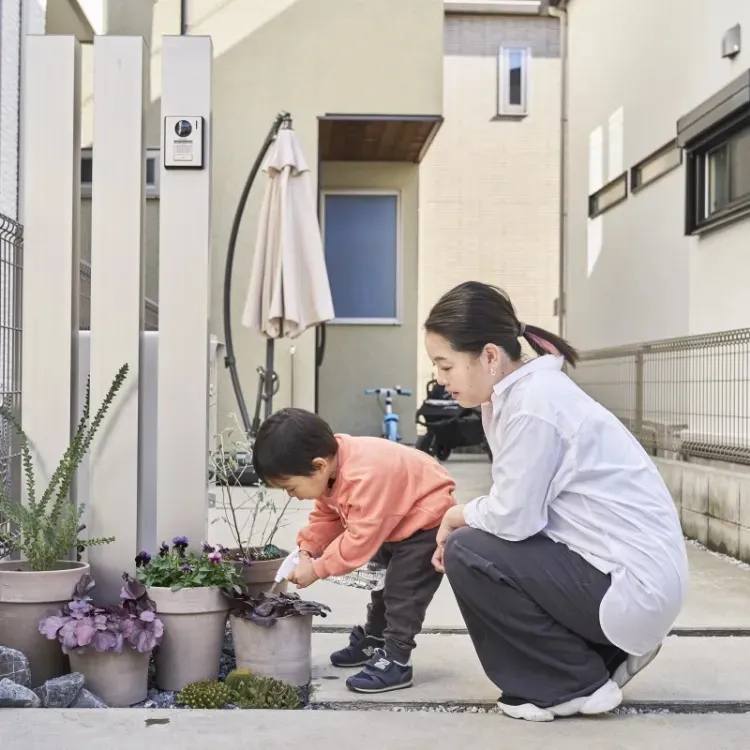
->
xmin=223 ymin=111 xmax=291 ymax=436
xmin=264 ymin=337 xmax=275 ymax=419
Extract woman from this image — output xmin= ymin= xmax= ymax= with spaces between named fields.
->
xmin=424 ymin=281 xmax=688 ymax=722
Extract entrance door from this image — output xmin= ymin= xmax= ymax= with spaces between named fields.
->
xmin=316 ymin=186 xmax=417 ymax=442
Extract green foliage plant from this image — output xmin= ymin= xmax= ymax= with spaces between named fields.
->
xmin=0 ymin=365 xmax=128 ymax=571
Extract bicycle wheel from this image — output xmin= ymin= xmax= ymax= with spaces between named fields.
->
xmin=385 ymin=419 xmax=399 ymax=441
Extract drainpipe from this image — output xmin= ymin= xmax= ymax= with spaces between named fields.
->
xmin=547 ymin=0 xmax=568 ymax=338
xmin=180 ymin=0 xmax=188 ymax=35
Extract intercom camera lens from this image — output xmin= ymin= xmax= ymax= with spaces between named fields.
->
xmin=175 ymin=120 xmax=192 ymax=138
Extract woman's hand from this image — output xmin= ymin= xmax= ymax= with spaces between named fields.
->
xmin=432 ymin=504 xmax=467 ymax=573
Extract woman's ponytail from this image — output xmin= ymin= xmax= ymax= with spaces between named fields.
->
xmin=522 ymin=323 xmax=579 ymax=367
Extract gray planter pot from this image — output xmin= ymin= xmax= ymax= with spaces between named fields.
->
xmin=230 ymin=613 xmax=312 ymax=686
xmin=69 ymin=648 xmax=150 ymax=706
xmin=0 ymin=560 xmax=89 ymax=686
xmin=233 ymin=551 xmax=288 ymax=597
xmin=148 ymin=586 xmax=228 ymax=692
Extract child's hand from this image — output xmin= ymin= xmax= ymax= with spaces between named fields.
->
xmin=288 ymin=552 xmax=319 ymax=589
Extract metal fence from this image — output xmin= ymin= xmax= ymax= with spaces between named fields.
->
xmin=0 ymin=214 xmax=24 ymax=539
xmin=573 ymin=328 xmax=750 ymax=466
xmin=79 ymin=259 xmax=159 ymax=330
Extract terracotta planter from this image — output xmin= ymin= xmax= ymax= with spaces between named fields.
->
xmin=148 ymin=586 xmax=228 ymax=692
xmin=69 ymin=648 xmax=150 ymax=706
xmin=233 ymin=551 xmax=289 ymax=597
xmin=0 ymin=560 xmax=89 ymax=686
xmin=230 ymin=613 xmax=312 ymax=686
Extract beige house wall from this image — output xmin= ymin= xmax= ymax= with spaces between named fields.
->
xmin=564 ymin=0 xmax=750 ymax=350
xmin=417 ymin=13 xmax=561 ymax=393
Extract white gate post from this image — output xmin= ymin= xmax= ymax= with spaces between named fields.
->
xmin=87 ymin=36 xmax=147 ymax=603
xmin=156 ymin=36 xmax=213 ymax=549
xmin=20 ymin=35 xmax=81 ymax=498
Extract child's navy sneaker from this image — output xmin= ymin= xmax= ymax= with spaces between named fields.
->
xmin=330 ymin=625 xmax=385 ymax=668
xmin=345 ymin=649 xmax=413 ymax=694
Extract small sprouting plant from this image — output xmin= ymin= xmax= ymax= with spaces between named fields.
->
xmin=176 ymin=680 xmax=234 ymax=710
xmin=208 ymin=416 xmax=294 ymax=562
xmin=222 ymin=589 xmax=330 ymax=628
xmin=135 ymin=538 xmax=244 ymax=593
xmin=38 ymin=573 xmax=164 ymax=654
xmin=224 ymin=669 xmax=301 ymax=710
xmin=0 ymin=365 xmax=128 ymax=570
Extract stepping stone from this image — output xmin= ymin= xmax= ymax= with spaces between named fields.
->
xmin=309 ymin=633 xmax=750 ymax=706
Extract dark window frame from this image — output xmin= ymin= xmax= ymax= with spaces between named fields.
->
xmin=588 ymin=172 xmax=628 ymax=219
xmin=630 ymin=139 xmax=683 ymax=193
xmin=678 ymin=69 xmax=750 ymax=235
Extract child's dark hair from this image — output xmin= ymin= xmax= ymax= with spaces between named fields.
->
xmin=252 ymin=408 xmax=338 ymax=481
xmin=424 ymin=281 xmax=579 ymax=367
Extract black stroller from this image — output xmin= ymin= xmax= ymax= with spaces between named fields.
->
xmin=414 ymin=379 xmax=492 ymax=461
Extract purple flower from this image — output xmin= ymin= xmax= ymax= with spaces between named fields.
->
xmin=172 ymin=536 xmax=189 ymax=557
xmin=238 ymin=557 xmax=253 ymax=568
xmin=180 ymin=564 xmax=194 ymax=573
xmin=201 ymin=541 xmax=214 ymax=553
xmin=135 ymin=550 xmax=151 ymax=568
xmin=158 ymin=542 xmax=170 ymax=558
xmin=208 ymin=550 xmax=223 ymax=564
xmin=217 ymin=544 xmax=230 ymax=555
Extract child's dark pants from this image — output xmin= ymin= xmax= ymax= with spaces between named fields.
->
xmin=364 ymin=526 xmax=443 ymax=664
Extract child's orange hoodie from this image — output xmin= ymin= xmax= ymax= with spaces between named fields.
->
xmin=298 ymin=434 xmax=456 ymax=579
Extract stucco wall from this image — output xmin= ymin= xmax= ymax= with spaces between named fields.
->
xmin=564 ymin=0 xmax=750 ymax=349
xmin=418 ymin=13 xmax=561 ymax=392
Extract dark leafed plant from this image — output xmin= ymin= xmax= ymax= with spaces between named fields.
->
xmin=0 ymin=364 xmax=128 ymax=570
xmin=135 ymin=538 xmax=245 ymax=593
xmin=38 ymin=572 xmax=164 ymax=654
xmin=176 ymin=679 xmax=234 ymax=710
xmin=221 ymin=589 xmax=330 ymax=628
xmin=224 ymin=669 xmax=301 ymax=710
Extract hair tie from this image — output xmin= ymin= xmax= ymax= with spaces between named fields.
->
xmin=518 ymin=322 xmax=526 ymax=337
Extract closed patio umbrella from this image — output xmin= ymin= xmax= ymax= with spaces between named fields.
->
xmin=241 ymin=120 xmax=334 ymax=421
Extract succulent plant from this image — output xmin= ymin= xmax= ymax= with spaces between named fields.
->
xmin=225 ymin=670 xmax=301 ymax=710
xmin=224 ymin=668 xmax=254 ymax=692
xmin=176 ymin=680 xmax=234 ymax=709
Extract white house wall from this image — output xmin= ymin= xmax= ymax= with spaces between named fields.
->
xmin=565 ymin=0 xmax=750 ymax=348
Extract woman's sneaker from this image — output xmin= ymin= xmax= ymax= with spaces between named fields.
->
xmin=613 ymin=643 xmax=663 ymax=689
xmin=330 ymin=625 xmax=385 ymax=668
xmin=497 ymin=679 xmax=623 ymax=722
xmin=345 ymin=649 xmax=413 ymax=694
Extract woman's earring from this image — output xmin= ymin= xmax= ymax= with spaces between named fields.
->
xmin=490 ymin=368 xmax=497 ymax=377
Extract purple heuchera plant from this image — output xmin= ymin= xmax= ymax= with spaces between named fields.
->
xmin=38 ymin=573 xmax=165 ymax=655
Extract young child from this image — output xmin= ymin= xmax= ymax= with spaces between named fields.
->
xmin=252 ymin=407 xmax=456 ymax=694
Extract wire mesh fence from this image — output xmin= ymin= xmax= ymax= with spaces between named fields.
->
xmin=79 ymin=259 xmax=158 ymax=330
xmin=572 ymin=328 xmax=750 ymax=465
xmin=0 ymin=214 xmax=24 ymax=549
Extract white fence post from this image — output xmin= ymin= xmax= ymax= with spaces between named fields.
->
xmin=20 ymin=36 xmax=81 ymax=500
xmin=156 ymin=36 xmax=213 ymax=549
xmin=87 ymin=36 xmax=147 ymax=603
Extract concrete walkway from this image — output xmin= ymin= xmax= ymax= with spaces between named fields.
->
xmin=3 ymin=456 xmax=746 ymax=747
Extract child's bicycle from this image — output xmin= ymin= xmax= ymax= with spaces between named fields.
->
xmin=365 ymin=386 xmax=413 ymax=442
